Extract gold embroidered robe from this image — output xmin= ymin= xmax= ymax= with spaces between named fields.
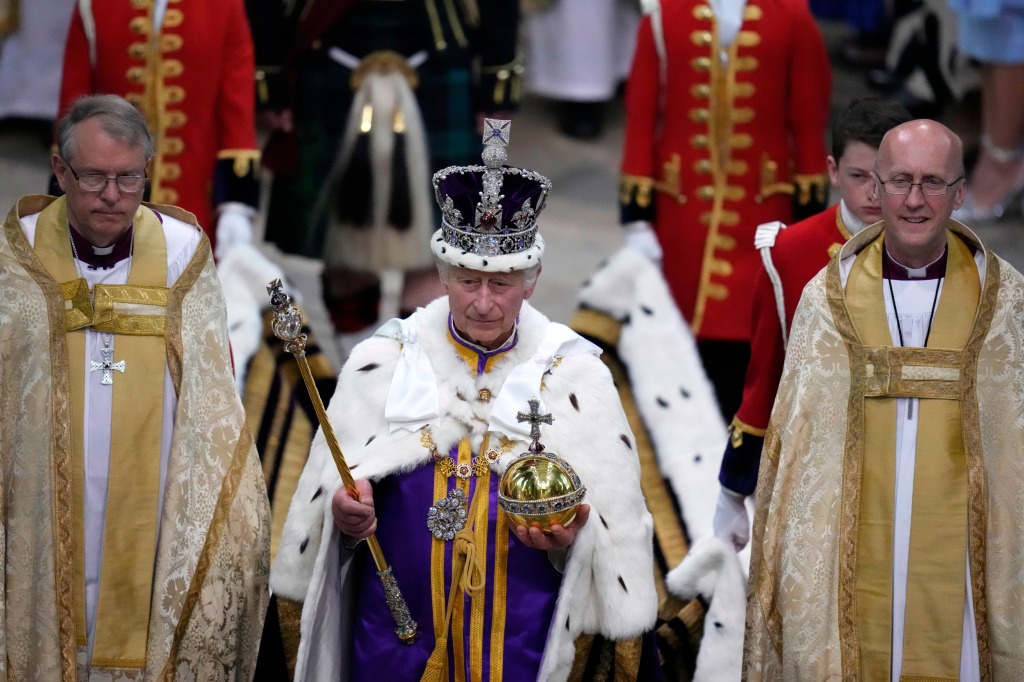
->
xmin=744 ymin=220 xmax=1024 ymax=680
xmin=0 ymin=195 xmax=270 ymax=681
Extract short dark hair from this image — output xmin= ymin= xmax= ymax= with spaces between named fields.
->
xmin=831 ymin=97 xmax=912 ymax=161
xmin=56 ymin=94 xmax=155 ymax=162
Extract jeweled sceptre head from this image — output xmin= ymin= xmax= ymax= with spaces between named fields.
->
xmin=431 ymin=119 xmax=552 ymax=272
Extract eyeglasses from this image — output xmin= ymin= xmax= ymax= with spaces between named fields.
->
xmin=64 ymin=160 xmax=147 ymax=193
xmin=877 ymin=175 xmax=964 ymax=197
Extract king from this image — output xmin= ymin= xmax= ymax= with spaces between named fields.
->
xmin=269 ymin=120 xmax=659 ymax=681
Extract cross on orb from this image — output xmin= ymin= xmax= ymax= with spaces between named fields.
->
xmin=517 ymin=398 xmax=553 ymax=453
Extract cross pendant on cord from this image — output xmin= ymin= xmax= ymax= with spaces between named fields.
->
xmin=517 ymin=398 xmax=553 ymax=453
xmin=90 ymin=345 xmax=125 ymax=385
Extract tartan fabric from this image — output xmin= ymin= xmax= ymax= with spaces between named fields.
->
xmin=264 ymin=0 xmax=509 ymax=258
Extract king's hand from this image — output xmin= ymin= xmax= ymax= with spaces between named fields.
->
xmin=512 ymin=503 xmax=590 ymax=551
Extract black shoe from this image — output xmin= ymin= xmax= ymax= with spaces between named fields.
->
xmin=558 ymin=100 xmax=604 ymax=140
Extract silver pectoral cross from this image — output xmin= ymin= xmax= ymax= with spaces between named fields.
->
xmin=90 ymin=344 xmax=125 ymax=385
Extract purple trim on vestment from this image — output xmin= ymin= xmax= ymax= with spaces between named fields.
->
xmin=68 ymin=223 xmax=134 ymax=269
xmin=882 ymin=242 xmax=948 ymax=280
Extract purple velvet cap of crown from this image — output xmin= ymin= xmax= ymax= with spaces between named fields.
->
xmin=434 ymin=166 xmax=549 ymax=232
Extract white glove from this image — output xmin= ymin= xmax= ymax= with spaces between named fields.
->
xmin=622 ymin=220 xmax=663 ymax=263
xmin=712 ymin=487 xmax=750 ymax=551
xmin=215 ymin=202 xmax=256 ymax=262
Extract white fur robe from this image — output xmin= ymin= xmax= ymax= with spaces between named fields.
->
xmin=271 ymin=297 xmax=658 ymax=681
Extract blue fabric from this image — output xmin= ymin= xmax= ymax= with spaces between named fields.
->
xmin=809 ymin=0 xmax=888 ymax=32
xmin=953 ymin=1 xmax=1024 ymax=61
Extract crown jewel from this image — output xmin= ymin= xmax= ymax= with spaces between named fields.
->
xmin=432 ymin=119 xmax=551 ymax=268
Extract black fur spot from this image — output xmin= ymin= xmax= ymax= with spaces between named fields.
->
xmin=527 ymin=255 xmax=532 ymax=260
xmin=569 ymin=393 xmax=580 ymax=411
xmin=436 ymin=236 xmax=443 ymax=242
xmin=366 ymin=434 xmax=377 ymax=446
xmin=618 ymin=576 xmax=628 ymax=593
xmin=582 ymin=277 xmax=592 ymax=287
xmin=599 ymin=514 xmax=609 ymax=529
xmin=694 ymin=454 xmax=702 ymax=463
xmin=597 ymin=259 xmax=609 ymax=269
xmin=620 ymin=434 xmax=632 ymax=450
xmin=357 ymin=363 xmax=380 ymax=372
xmin=656 ymin=396 xmax=669 ymax=408
xmin=299 ymin=537 xmax=309 ymax=554
xmin=456 ymin=390 xmax=467 ymax=401
xmin=441 ymin=246 xmax=447 ymax=253
xmin=622 ymin=313 xmax=632 ymax=325
xmin=566 ymin=616 xmax=571 ymax=631
xmin=310 ymin=487 xmax=323 ymax=502
xmin=482 ymin=260 xmax=488 ymax=266
xmin=641 ymin=305 xmax=654 ymax=315
xmin=680 ymin=387 xmax=691 ymax=399
xmin=714 ymin=621 xmax=723 ymax=629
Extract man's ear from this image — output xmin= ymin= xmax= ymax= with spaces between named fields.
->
xmin=523 ymin=264 xmax=542 ymax=300
xmin=826 ymin=155 xmax=840 ymax=188
xmin=51 ymin=154 xmax=68 ymax=192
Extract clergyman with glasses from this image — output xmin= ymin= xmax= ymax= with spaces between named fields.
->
xmin=744 ymin=119 xmax=1024 ymax=679
xmin=0 ymin=94 xmax=270 ymax=678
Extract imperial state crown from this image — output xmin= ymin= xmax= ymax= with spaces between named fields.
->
xmin=431 ymin=119 xmax=551 ymax=272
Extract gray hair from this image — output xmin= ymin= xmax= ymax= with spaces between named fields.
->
xmin=56 ymin=94 xmax=155 ymax=162
xmin=435 ymin=258 xmax=542 ymax=287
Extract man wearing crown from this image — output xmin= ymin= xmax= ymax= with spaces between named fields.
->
xmin=269 ymin=120 xmax=659 ymax=681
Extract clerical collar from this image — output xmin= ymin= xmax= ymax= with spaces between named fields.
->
xmin=448 ymin=314 xmax=519 ymax=376
xmin=882 ymin=242 xmax=947 ymax=281
xmin=68 ymin=224 xmax=134 ymax=270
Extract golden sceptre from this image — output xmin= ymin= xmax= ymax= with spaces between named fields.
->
xmin=266 ymin=278 xmax=418 ymax=643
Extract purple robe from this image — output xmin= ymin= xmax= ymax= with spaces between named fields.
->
xmin=350 ymin=328 xmax=563 ymax=680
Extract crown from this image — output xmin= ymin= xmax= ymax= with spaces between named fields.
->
xmin=431 ymin=119 xmax=551 ymax=271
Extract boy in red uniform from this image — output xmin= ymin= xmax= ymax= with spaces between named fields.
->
xmin=714 ymin=97 xmax=912 ymax=549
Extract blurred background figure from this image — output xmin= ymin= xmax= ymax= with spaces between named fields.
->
xmin=0 ymin=0 xmax=74 ymax=138
xmin=619 ymin=0 xmax=832 ymax=421
xmin=950 ymin=0 xmax=1024 ymax=222
xmin=252 ymin=0 xmax=521 ymax=363
xmin=810 ymin=0 xmax=890 ymax=69
xmin=58 ymin=0 xmax=262 ymax=256
xmin=523 ymin=0 xmax=639 ymax=139
xmin=868 ymin=0 xmax=977 ymax=121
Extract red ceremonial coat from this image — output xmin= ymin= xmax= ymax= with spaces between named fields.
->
xmin=620 ymin=0 xmax=831 ymax=342
xmin=59 ymin=0 xmax=259 ymax=236
xmin=720 ymin=204 xmax=851 ymax=494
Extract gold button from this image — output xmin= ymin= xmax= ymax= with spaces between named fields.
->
xmin=163 ymin=59 xmax=184 ymax=78
xmin=691 ymin=57 xmax=711 ymax=72
xmin=691 ymin=134 xmax=709 ymax=150
xmin=478 ymin=389 xmax=492 ymax=402
xmin=689 ymin=108 xmax=710 ymax=123
xmin=692 ymin=5 xmax=713 ymax=20
xmin=690 ymin=31 xmax=713 ymax=47
xmin=128 ymin=42 xmax=146 ymax=59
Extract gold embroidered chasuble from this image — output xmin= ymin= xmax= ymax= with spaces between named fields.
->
xmin=744 ymin=220 xmax=1024 ymax=681
xmin=0 ymin=195 xmax=270 ymax=681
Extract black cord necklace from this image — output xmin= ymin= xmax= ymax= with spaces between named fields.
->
xmin=887 ymin=275 xmax=942 ymax=348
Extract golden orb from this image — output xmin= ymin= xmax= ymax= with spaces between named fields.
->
xmin=498 ymin=451 xmax=586 ymax=533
